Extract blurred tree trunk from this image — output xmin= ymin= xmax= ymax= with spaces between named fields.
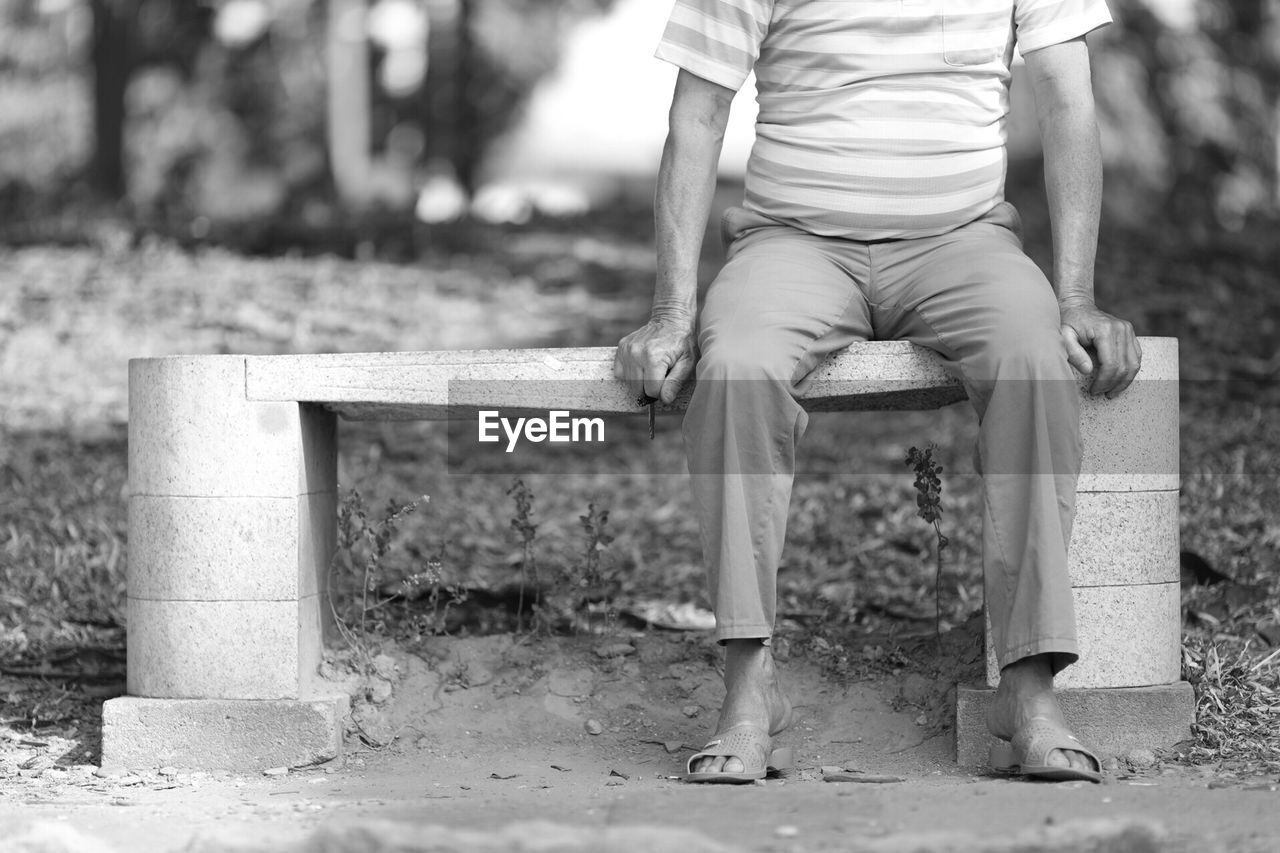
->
xmin=327 ymin=0 xmax=373 ymax=209
xmin=89 ymin=0 xmax=138 ymax=199
xmin=454 ymin=0 xmax=477 ymax=194
xmin=1207 ymin=0 xmax=1280 ymax=210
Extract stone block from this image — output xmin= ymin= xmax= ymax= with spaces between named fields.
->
xmin=127 ymin=489 xmax=335 ymax=601
xmin=101 ymin=694 xmax=347 ymax=771
xmin=129 ymin=356 xmax=337 ymax=498
xmin=127 ymin=597 xmax=320 ymax=700
xmin=129 ymin=495 xmax=304 ymax=600
xmin=1077 ymin=338 xmax=1178 ymax=493
xmin=1067 ymin=490 xmax=1179 ymax=587
xmin=986 ymin=582 xmax=1181 ymax=688
xmin=954 ymin=681 xmax=1195 ymax=767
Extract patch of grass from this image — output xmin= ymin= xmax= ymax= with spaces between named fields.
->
xmin=0 ymin=429 xmax=126 ymax=763
xmin=0 ymin=429 xmax=127 ymax=660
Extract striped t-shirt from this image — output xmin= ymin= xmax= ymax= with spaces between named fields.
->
xmin=656 ymin=0 xmax=1112 ymax=240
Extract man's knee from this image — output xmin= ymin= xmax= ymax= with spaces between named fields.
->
xmin=696 ymin=340 xmax=792 ymax=383
xmin=973 ymin=325 xmax=1074 ymax=382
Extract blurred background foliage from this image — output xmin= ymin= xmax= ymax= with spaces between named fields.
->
xmin=1096 ymin=0 xmax=1279 ymax=234
xmin=0 ymin=0 xmax=1276 ymax=251
xmin=0 ymin=0 xmax=620 ymax=249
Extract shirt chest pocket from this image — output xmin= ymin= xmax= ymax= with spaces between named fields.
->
xmin=941 ymin=1 xmax=1012 ymax=67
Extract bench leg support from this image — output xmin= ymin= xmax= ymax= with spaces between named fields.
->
xmin=954 ymin=339 xmax=1194 ymax=766
xmin=103 ymin=356 xmax=346 ymax=771
xmin=954 ymin=682 xmax=1196 ymax=766
xmin=102 ymin=696 xmax=348 ymax=771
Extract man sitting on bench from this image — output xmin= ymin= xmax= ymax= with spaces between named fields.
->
xmin=614 ymin=0 xmax=1141 ymax=784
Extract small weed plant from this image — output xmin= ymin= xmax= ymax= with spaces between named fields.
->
xmin=574 ymin=501 xmax=616 ymax=634
xmin=507 ymin=478 xmax=541 ymax=632
xmin=408 ymin=542 xmax=471 ymax=640
xmin=329 ymin=488 xmax=427 ymax=660
xmin=506 ymin=479 xmax=619 ymax=635
xmin=905 ymin=444 xmax=949 ymax=645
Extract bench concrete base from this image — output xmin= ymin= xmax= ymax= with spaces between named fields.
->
xmin=954 ymin=682 xmax=1196 ymax=767
xmin=101 ymin=694 xmax=348 ymax=771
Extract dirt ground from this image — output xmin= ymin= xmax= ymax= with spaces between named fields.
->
xmin=3 ymin=631 xmax=1279 ymax=853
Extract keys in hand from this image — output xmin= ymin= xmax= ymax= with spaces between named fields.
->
xmin=636 ymin=392 xmax=657 ymax=440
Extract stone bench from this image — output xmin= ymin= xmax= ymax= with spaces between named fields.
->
xmin=101 ymin=338 xmax=1190 ymax=770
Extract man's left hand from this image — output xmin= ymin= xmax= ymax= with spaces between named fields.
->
xmin=1059 ymin=299 xmax=1142 ymax=398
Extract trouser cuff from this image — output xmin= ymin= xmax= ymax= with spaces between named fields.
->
xmin=714 ymin=625 xmax=773 ymax=646
xmin=999 ymin=638 xmax=1079 ymax=676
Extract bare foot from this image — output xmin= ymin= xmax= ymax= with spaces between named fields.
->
xmin=689 ymin=639 xmax=792 ymax=775
xmin=986 ymin=654 xmax=1097 ymax=775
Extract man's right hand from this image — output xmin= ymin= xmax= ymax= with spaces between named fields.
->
xmin=614 ymin=69 xmax=729 ymax=406
xmin=613 ymin=314 xmax=698 ymax=405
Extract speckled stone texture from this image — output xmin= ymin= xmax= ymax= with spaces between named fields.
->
xmin=127 ymin=596 xmax=326 ymax=699
xmin=1067 ymin=491 xmax=1180 ymax=587
xmin=985 ymin=583 xmax=1182 ymax=690
xmin=954 ymin=682 xmax=1195 ymax=767
xmin=129 ymin=357 xmax=336 ymax=499
xmin=128 ymin=493 xmax=336 ymax=600
xmin=1077 ymin=337 xmax=1178 ymax=493
xmin=244 ymin=342 xmax=970 ymax=419
xmin=244 ymin=337 xmax=1175 ymax=422
xmin=127 ymin=356 xmax=336 ymax=703
xmin=101 ymin=695 xmax=347 ymax=771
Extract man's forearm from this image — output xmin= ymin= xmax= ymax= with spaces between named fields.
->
xmin=652 ymin=112 xmax=726 ymax=323
xmin=613 ymin=73 xmax=732 ymax=401
xmin=1039 ymin=103 xmax=1103 ymax=307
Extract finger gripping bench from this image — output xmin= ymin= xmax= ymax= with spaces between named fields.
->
xmin=102 ymin=339 xmax=1191 ymax=770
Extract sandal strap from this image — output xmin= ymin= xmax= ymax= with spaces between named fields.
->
xmin=1013 ymin=718 xmax=1101 ymax=772
xmin=686 ymin=725 xmax=771 ymax=774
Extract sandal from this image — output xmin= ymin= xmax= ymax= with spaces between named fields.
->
xmin=989 ymin=717 xmax=1104 ymax=783
xmin=684 ymin=723 xmax=794 ymax=784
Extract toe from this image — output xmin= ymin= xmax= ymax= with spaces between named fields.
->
xmin=1045 ymin=748 xmax=1071 ymax=769
xmin=722 ymin=756 xmax=744 ymax=774
xmin=1045 ymin=748 xmax=1097 ymax=774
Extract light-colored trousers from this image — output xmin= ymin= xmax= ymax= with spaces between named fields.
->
xmin=682 ymin=202 xmax=1083 ymax=673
